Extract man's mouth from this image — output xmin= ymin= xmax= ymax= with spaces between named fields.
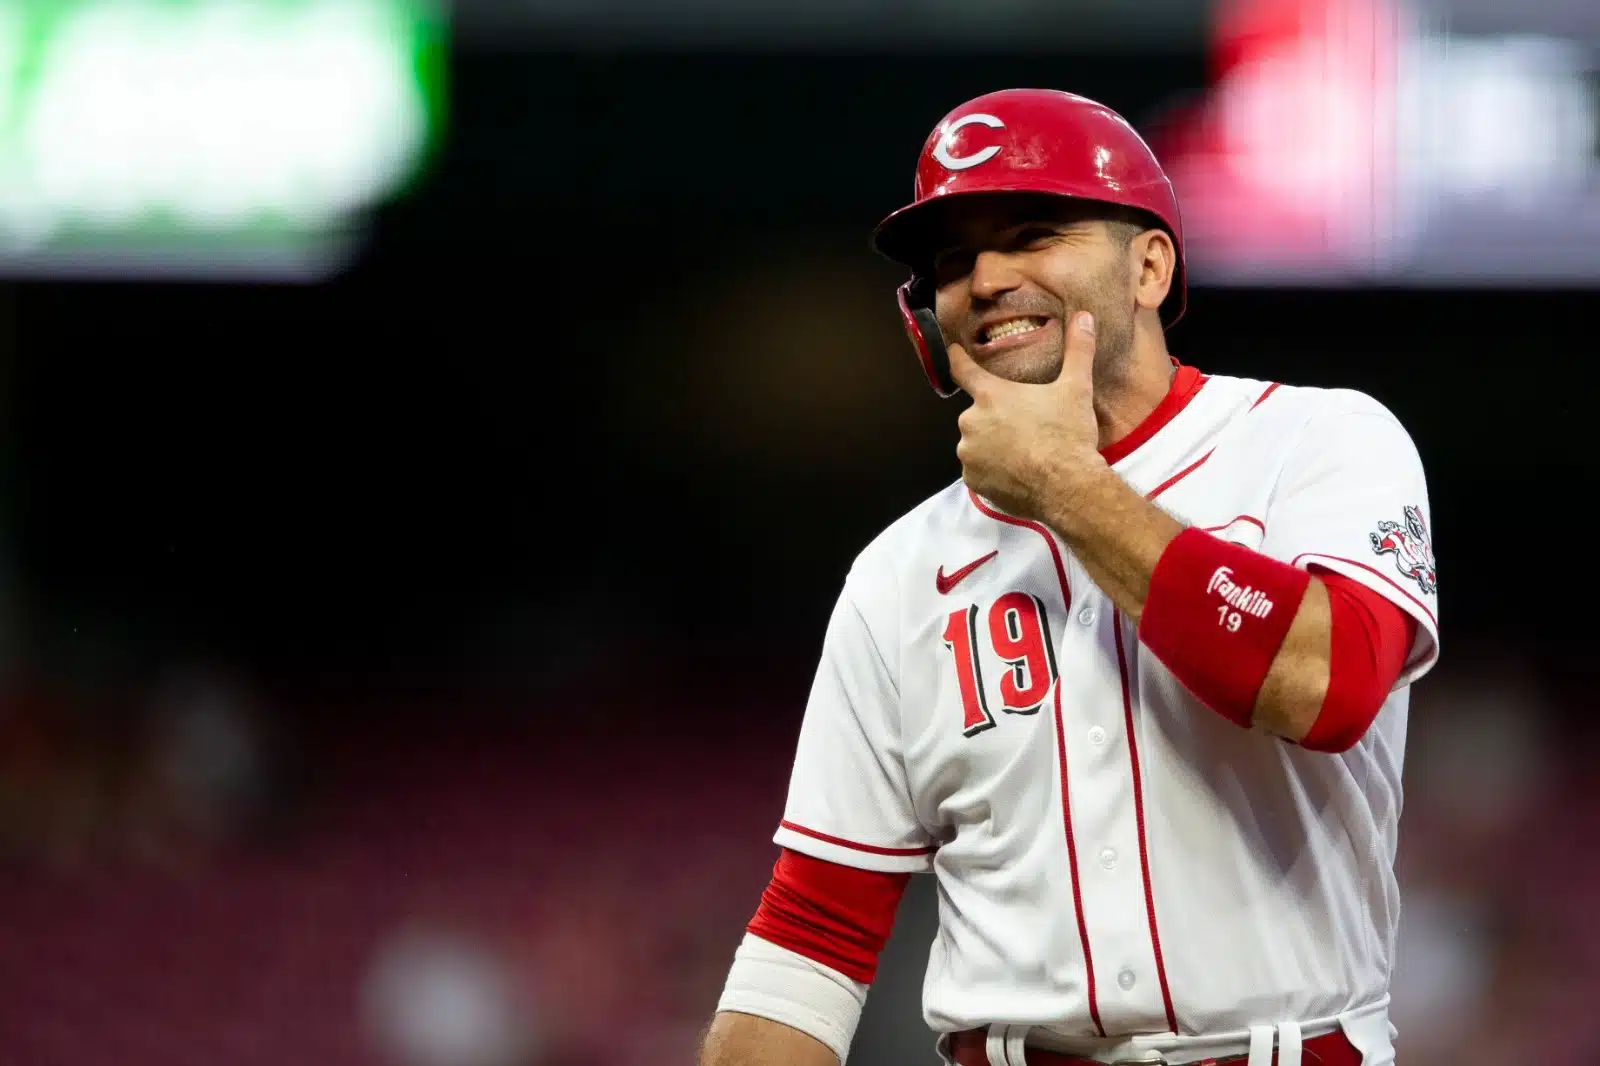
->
xmin=978 ymin=316 xmax=1050 ymax=345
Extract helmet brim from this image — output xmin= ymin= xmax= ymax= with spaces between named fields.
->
xmin=870 ymin=188 xmax=1066 ymax=270
xmin=870 ymin=185 xmax=1188 ymax=327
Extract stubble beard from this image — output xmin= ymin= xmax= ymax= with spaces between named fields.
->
xmin=1001 ymin=296 xmax=1134 ymax=387
xmin=1022 ymin=256 xmax=1134 ymax=385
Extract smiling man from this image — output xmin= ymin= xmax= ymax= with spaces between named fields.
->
xmin=700 ymin=89 xmax=1440 ymax=1066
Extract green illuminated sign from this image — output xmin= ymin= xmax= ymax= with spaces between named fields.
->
xmin=0 ymin=0 xmax=446 ymax=275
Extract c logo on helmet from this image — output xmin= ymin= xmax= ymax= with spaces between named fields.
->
xmin=932 ymin=113 xmax=1005 ymax=171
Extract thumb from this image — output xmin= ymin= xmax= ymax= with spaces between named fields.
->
xmin=1055 ymin=310 xmax=1098 ymax=389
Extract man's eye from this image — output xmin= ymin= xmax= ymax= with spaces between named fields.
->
xmin=1016 ymin=227 xmax=1059 ymax=247
xmin=933 ymin=251 xmax=975 ymax=283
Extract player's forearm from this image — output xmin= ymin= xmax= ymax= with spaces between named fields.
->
xmin=1039 ymin=462 xmax=1181 ymax=625
xmin=1249 ymin=576 xmax=1331 ymax=741
xmin=1042 ymin=464 xmax=1332 ymax=739
xmin=699 ymin=1011 xmax=840 ymax=1066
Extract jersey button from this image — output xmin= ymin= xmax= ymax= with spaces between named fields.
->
xmin=1099 ymin=847 xmax=1118 ymax=870
xmin=1077 ymin=606 xmax=1096 ymax=626
xmin=1087 ymin=726 xmax=1107 ymax=745
xmin=1117 ymin=969 xmax=1136 ymax=991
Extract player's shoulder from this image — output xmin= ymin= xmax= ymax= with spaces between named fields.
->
xmin=1207 ymin=372 xmax=1413 ymax=435
xmin=1201 ymin=374 xmax=1427 ymax=488
xmin=842 ymin=480 xmax=973 ymax=605
xmin=849 ymin=478 xmax=971 ymax=572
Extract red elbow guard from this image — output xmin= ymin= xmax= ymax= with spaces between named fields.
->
xmin=1139 ymin=528 xmax=1312 ymax=728
xmin=1299 ymin=570 xmax=1418 ymax=752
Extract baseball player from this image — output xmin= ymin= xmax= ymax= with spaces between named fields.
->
xmin=699 ymin=89 xmax=1439 ymax=1066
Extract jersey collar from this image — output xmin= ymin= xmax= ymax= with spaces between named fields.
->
xmin=1098 ymin=361 xmax=1206 ymax=467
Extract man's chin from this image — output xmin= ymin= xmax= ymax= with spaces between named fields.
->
xmin=974 ymin=345 xmax=1063 ymax=386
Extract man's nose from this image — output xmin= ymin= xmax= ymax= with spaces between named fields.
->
xmin=969 ymin=249 xmax=1024 ymax=302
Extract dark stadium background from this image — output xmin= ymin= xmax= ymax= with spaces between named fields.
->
xmin=0 ymin=32 xmax=1595 ymax=1066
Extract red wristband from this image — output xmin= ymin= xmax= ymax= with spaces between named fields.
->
xmin=1138 ymin=528 xmax=1311 ymax=728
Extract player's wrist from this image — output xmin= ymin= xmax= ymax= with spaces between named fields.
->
xmin=1036 ymin=456 xmax=1118 ymax=539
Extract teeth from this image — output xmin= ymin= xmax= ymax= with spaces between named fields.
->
xmin=985 ymin=317 xmax=1046 ymax=342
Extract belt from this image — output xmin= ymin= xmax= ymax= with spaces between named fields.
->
xmin=947 ymin=1026 xmax=1362 ymax=1066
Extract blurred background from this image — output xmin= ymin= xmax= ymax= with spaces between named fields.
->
xmin=0 ymin=0 xmax=1595 ymax=1063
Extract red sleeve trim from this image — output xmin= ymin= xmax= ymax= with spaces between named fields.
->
xmin=1289 ymin=552 xmax=1437 ymax=628
xmin=778 ymin=820 xmax=936 ymax=857
xmin=746 ymin=848 xmax=910 ymax=985
xmin=1199 ymin=515 xmax=1266 ymax=535
xmin=1299 ymin=570 xmax=1418 ymax=753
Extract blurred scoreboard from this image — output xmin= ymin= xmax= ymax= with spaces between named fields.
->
xmin=1150 ymin=0 xmax=1600 ymax=286
xmin=0 ymin=0 xmax=445 ymax=279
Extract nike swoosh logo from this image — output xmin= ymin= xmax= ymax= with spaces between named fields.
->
xmin=936 ymin=551 xmax=998 ymax=595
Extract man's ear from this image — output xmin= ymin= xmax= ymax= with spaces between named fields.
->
xmin=1133 ymin=229 xmax=1176 ymax=312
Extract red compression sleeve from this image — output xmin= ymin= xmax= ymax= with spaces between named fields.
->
xmin=745 ymin=848 xmax=909 ymax=984
xmin=1139 ymin=528 xmax=1312 ymax=727
xmin=1299 ymin=569 xmax=1418 ymax=752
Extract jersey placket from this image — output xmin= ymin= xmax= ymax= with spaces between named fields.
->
xmin=1053 ymin=548 xmax=1174 ymax=1036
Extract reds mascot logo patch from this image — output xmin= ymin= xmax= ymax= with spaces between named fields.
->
xmin=1370 ymin=505 xmax=1437 ymax=595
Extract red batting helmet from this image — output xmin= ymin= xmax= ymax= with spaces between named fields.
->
xmin=871 ymin=89 xmax=1186 ymax=398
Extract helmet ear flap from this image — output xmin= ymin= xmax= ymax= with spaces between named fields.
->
xmin=895 ymin=276 xmax=959 ymax=398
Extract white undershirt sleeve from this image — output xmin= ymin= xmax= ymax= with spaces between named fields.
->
xmin=715 ymin=932 xmax=869 ymax=1064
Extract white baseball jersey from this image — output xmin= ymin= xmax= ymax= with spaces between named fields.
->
xmin=772 ymin=370 xmax=1439 ymax=1064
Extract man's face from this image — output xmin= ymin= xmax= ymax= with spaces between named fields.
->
xmin=930 ymin=195 xmax=1139 ymax=386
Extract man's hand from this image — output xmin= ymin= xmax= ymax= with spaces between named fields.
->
xmin=948 ymin=311 xmax=1107 ymax=522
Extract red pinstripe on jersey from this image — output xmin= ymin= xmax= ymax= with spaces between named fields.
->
xmin=1146 ymin=450 xmax=1213 ymax=501
xmin=1146 ymin=381 xmax=1281 ymax=502
xmin=967 ymin=491 xmax=1105 ymax=1037
xmin=1112 ymin=613 xmax=1178 ymax=1033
